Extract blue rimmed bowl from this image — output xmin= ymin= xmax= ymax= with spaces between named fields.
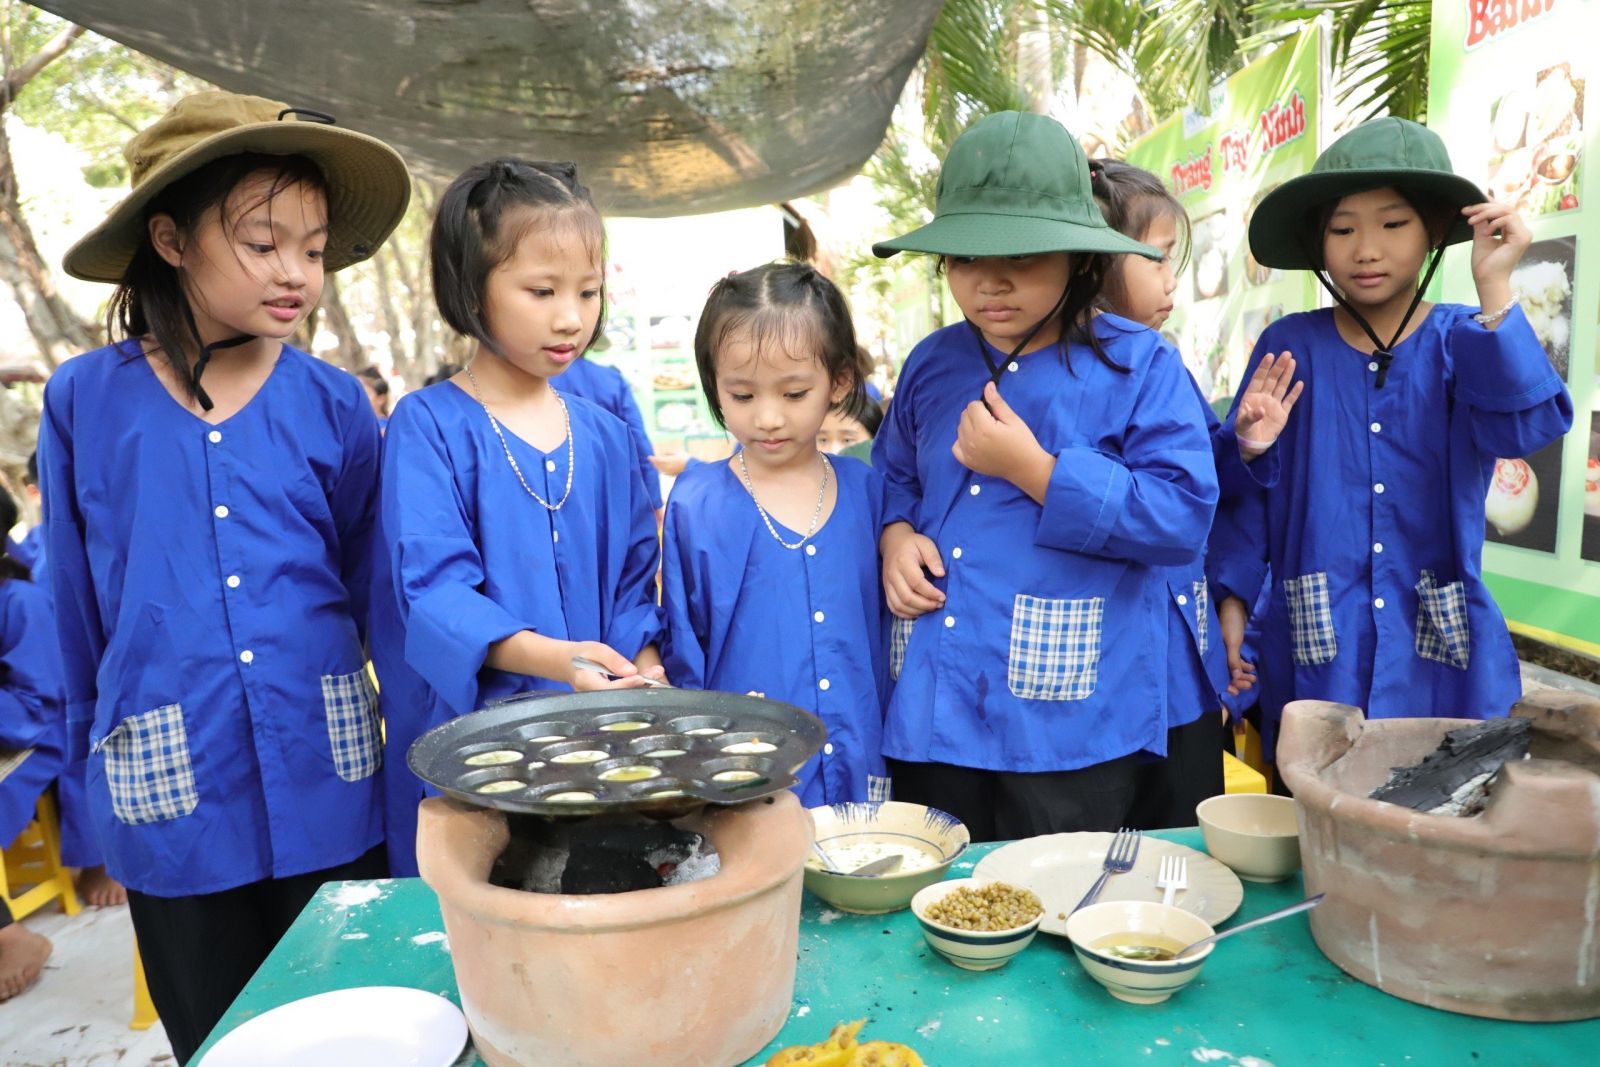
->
xmin=1064 ymin=901 xmax=1216 ymax=1003
xmin=910 ymin=878 xmax=1043 ymax=971
xmin=804 ymin=801 xmax=969 ymax=914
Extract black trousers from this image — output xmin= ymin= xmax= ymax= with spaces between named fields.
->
xmin=886 ymin=754 xmax=1140 ymax=843
xmin=0 ymin=896 xmax=11 ymax=928
xmin=127 ymin=844 xmax=387 ymax=1064
xmin=1127 ymin=713 xmax=1228 ymax=830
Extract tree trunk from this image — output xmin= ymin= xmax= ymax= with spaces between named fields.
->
xmin=0 ymin=15 xmax=95 ymax=368
xmin=317 ymin=274 xmax=365 ymax=370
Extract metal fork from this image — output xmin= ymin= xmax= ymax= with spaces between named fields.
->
xmin=1072 ymin=828 xmax=1141 ymax=914
xmin=1157 ymin=854 xmax=1188 ymax=907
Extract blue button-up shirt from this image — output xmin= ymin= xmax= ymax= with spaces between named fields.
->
xmin=39 ymin=342 xmax=383 ymax=895
xmin=1208 ymin=305 xmax=1572 ymax=748
xmin=873 ymin=318 xmax=1219 ymax=771
xmin=661 ymin=455 xmax=889 ymax=805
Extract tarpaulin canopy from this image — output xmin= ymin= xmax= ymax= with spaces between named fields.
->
xmin=33 ymin=0 xmax=941 ymax=215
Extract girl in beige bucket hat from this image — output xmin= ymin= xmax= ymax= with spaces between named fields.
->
xmin=38 ymin=91 xmax=410 ymax=1062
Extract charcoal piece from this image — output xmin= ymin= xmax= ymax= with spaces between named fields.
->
xmin=1368 ymin=717 xmax=1532 ymax=813
xmin=490 ymin=813 xmax=710 ymax=894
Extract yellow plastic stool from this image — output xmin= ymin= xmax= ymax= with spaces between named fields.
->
xmin=131 ymin=940 xmax=159 ymax=1030
xmin=0 ymin=790 xmax=82 ymax=920
xmin=1222 ymin=750 xmax=1267 ymax=794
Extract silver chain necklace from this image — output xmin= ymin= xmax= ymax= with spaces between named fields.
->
xmin=464 ymin=361 xmax=574 ymax=512
xmin=735 ymin=448 xmax=831 ymax=550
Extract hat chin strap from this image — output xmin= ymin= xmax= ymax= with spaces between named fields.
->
xmin=181 ymin=303 xmax=254 ymax=413
xmin=1302 ymin=237 xmax=1447 ymax=388
xmin=965 ymin=283 xmax=1073 ymax=392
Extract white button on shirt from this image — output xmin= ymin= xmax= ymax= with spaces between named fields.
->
xmin=545 ymin=460 xmax=557 ymax=472
xmin=1368 ymin=361 xmax=1379 ymax=372
xmin=952 ymin=547 xmax=963 ymax=560
xmin=1008 ymin=361 xmax=1019 ymax=372
xmin=1370 ymin=422 xmax=1382 ymax=434
xmin=1373 ymin=542 xmax=1384 ymax=554
xmin=1177 ymin=594 xmax=1189 ymax=606
xmin=226 ymin=575 xmax=241 ymax=588
xmin=805 ymin=544 xmax=817 ymax=556
xmin=969 ymin=484 xmax=981 ymax=496
xmin=1374 ymin=598 xmax=1386 ymax=610
xmin=944 ymin=616 xmax=955 ymax=628
xmin=214 ymin=505 xmax=230 ymax=519
xmin=1374 ymin=483 xmax=1385 ymax=494
xmin=208 ymin=430 xmax=222 ymax=444
xmin=552 ymin=530 xmax=560 ymax=543
xmin=818 ymin=678 xmax=831 ymax=691
xmin=823 ymin=743 xmax=834 ymax=755
xmin=239 ymin=650 xmax=254 ymax=664
xmin=813 ymin=611 xmax=825 ymax=623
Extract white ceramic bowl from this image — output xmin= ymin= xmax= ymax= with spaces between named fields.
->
xmin=1197 ymin=793 xmax=1302 ymax=882
xmin=1065 ymin=901 xmax=1216 ymax=1004
xmin=910 ymin=878 xmax=1043 ymax=971
xmin=804 ymin=802 xmax=969 ymax=914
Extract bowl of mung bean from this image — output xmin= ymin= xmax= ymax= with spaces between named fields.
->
xmin=910 ymin=878 xmax=1044 ymax=970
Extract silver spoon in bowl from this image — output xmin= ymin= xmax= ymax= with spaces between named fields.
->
xmin=1176 ymin=893 xmax=1326 ymax=958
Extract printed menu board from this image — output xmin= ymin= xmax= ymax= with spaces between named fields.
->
xmin=1429 ymin=0 xmax=1600 ymax=653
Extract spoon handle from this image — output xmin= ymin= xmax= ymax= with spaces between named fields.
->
xmin=1181 ymin=893 xmax=1326 ymax=957
xmin=570 ymin=655 xmax=671 ymax=688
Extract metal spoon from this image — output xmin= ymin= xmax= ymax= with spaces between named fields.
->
xmin=570 ymin=655 xmax=671 ymax=688
xmin=811 ymin=841 xmax=843 ymax=873
xmin=1176 ymin=893 xmax=1326 ymax=958
xmin=847 ymin=854 xmax=904 ymax=878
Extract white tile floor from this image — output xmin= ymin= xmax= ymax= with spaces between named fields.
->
xmin=0 ymin=902 xmax=174 ymax=1066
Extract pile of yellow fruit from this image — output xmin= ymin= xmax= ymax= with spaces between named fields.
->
xmin=765 ymin=1019 xmax=924 ymax=1066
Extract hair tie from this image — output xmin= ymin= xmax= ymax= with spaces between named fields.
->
xmin=1087 ymin=159 xmax=1109 ymax=196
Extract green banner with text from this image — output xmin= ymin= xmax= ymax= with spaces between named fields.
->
xmin=1126 ymin=26 xmax=1326 ymax=405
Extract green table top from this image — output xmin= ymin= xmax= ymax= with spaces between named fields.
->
xmin=196 ymin=829 xmax=1594 ymax=1065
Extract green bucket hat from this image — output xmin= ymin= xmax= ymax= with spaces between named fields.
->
xmin=1248 ymin=117 xmax=1484 ymax=270
xmin=872 ymin=111 xmax=1160 ymax=260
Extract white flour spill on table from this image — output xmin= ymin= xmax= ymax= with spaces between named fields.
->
xmin=1191 ymin=1050 xmax=1274 ymax=1067
xmin=795 ymin=1005 xmax=811 ymax=1017
xmin=412 ymin=931 xmax=449 ymax=947
xmin=818 ymin=909 xmax=844 ymax=925
xmin=1192 ymin=1050 xmax=1234 ymax=1063
xmin=329 ymin=883 xmax=383 ymax=908
xmin=1240 ymin=1058 xmax=1276 ymax=1067
xmin=1156 ymin=1038 xmax=1172 ymax=1046
xmin=916 ymin=1016 xmax=942 ymax=1038
xmin=340 ymin=932 xmax=370 ymax=940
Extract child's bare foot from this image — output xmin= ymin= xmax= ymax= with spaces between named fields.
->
xmin=0 ymin=922 xmax=53 ymax=1001
xmin=76 ymin=866 xmax=128 ymax=907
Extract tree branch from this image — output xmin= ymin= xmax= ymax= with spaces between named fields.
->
xmin=1 ymin=23 xmax=84 ymax=108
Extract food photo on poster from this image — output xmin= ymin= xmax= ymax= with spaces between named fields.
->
xmin=1510 ymin=235 xmax=1575 ymax=378
xmin=1583 ymin=412 xmax=1600 ymax=562
xmin=1486 ymin=60 xmax=1583 ymax=217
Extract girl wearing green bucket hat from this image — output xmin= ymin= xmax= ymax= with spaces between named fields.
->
xmin=37 ymin=90 xmax=411 ymax=1061
xmin=1208 ymin=117 xmax=1572 ymax=761
xmin=869 ymin=112 xmax=1220 ymax=841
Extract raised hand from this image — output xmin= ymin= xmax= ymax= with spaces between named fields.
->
xmin=1235 ymin=352 xmax=1304 ymax=461
xmin=1462 ymin=200 xmax=1532 ymax=295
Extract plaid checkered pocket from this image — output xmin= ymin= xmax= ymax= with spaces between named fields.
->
xmin=1193 ymin=579 xmax=1211 ymax=656
xmin=867 ymin=775 xmax=893 ymax=802
xmin=98 ymin=703 xmax=198 ymax=826
xmin=1282 ymin=572 xmax=1337 ymax=666
xmin=1415 ymin=571 xmax=1471 ymax=670
xmin=889 ymin=616 xmax=914 ymax=681
xmin=322 ymin=669 xmax=382 ymax=782
xmin=1007 ymin=594 xmax=1106 ymax=701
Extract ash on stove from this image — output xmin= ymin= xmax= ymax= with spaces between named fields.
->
xmin=491 ymin=813 xmax=722 ymax=894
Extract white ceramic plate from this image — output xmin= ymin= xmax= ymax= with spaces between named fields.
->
xmin=974 ymin=832 xmax=1243 ymax=936
xmin=200 ymin=986 xmax=469 ymax=1067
